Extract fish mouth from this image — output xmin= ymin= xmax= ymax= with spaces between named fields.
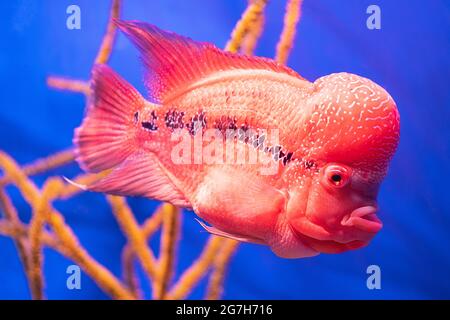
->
xmin=290 ymin=205 xmax=381 ymax=254
xmin=289 ymin=219 xmax=370 ymax=254
xmin=341 ymin=205 xmax=382 ymax=233
xmin=294 ymin=233 xmax=368 ymax=254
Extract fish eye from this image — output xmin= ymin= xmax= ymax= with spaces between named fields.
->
xmin=322 ymin=164 xmax=351 ymax=188
xmin=331 ymin=173 xmax=342 ymax=184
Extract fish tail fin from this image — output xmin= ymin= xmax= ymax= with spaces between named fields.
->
xmin=74 ymin=64 xmax=148 ymax=172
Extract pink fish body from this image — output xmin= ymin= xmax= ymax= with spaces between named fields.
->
xmin=74 ymin=20 xmax=400 ymax=258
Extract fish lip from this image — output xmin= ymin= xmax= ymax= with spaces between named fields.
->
xmin=290 ymin=207 xmax=381 ymax=254
xmin=291 ymin=228 xmax=368 ymax=254
xmin=341 ymin=205 xmax=382 ymax=233
xmin=289 ymin=218 xmax=369 ymax=254
xmin=289 ymin=217 xmax=332 ymax=241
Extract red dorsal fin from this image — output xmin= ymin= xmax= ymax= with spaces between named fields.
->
xmin=115 ymin=20 xmax=305 ymax=103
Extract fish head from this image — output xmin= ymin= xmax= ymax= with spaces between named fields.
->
xmin=285 ymin=72 xmax=400 ymax=255
xmin=287 ymin=162 xmax=382 ymax=254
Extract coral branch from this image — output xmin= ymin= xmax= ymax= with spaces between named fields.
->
xmin=28 ymin=178 xmax=63 ymax=300
xmin=240 ymin=3 xmax=265 ymax=55
xmin=226 ymin=0 xmax=268 ymax=53
xmin=121 ymin=206 xmax=163 ymax=299
xmin=205 ymin=239 xmax=239 ymax=300
xmin=48 ymin=211 xmax=134 ymax=299
xmin=141 ymin=206 xmax=164 ymax=237
xmin=167 ymin=236 xmax=224 ymax=300
xmin=0 ymin=188 xmax=23 ymax=225
xmin=0 ymin=152 xmax=134 ymax=299
xmin=276 ymin=0 xmax=303 ymax=64
xmin=0 ymin=154 xmax=40 ymax=205
xmin=154 ymin=204 xmax=180 ymax=299
xmin=0 ymin=149 xmax=75 ymax=187
xmin=0 ymin=189 xmax=33 ymax=296
xmin=107 ymin=196 xmax=158 ymax=282
xmin=121 ymin=244 xmax=143 ymax=299
xmin=0 ymin=219 xmax=68 ymax=256
xmin=46 ymin=77 xmax=90 ymax=95
xmin=95 ymin=0 xmax=122 ymax=64
xmin=46 ymin=0 xmax=122 ymax=94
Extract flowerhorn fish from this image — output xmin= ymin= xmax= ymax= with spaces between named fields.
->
xmin=73 ymin=20 xmax=400 ymax=258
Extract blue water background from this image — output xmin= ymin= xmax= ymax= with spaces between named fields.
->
xmin=0 ymin=0 xmax=449 ymax=299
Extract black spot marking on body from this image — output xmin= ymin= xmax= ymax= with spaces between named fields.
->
xmin=303 ymin=159 xmax=316 ymax=169
xmin=186 ymin=110 xmax=207 ymax=135
xmin=133 ymin=112 xmax=139 ymax=124
xmin=236 ymin=124 xmax=252 ymax=143
xmin=164 ymin=109 xmax=185 ymax=130
xmin=271 ymin=145 xmax=282 ymax=161
xmin=253 ymin=134 xmax=266 ymax=149
xmin=141 ymin=110 xmax=158 ymax=131
xmin=282 ymin=152 xmax=293 ymax=166
xmin=214 ymin=115 xmax=237 ymax=133
xmin=142 ymin=121 xmax=157 ymax=131
xmin=231 ymin=126 xmax=314 ymax=169
xmin=217 ymin=118 xmax=295 ymax=167
xmin=205 ymin=113 xmax=315 ymax=169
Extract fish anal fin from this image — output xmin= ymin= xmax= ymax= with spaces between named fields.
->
xmin=86 ymin=152 xmax=190 ymax=207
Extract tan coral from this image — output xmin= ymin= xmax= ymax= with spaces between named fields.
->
xmin=276 ymin=0 xmax=304 ymax=64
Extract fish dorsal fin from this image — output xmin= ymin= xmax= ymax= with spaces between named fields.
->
xmin=84 ymin=151 xmax=190 ymax=208
xmin=115 ymin=20 xmax=305 ymax=103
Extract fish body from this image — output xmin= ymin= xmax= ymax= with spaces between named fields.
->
xmin=74 ymin=20 xmax=400 ymax=258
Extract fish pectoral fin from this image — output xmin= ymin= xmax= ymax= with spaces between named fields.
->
xmin=84 ymin=151 xmax=191 ymax=208
xmin=195 ymin=219 xmax=265 ymax=244
xmin=193 ymin=167 xmax=286 ymax=240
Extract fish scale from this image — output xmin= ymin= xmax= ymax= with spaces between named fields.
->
xmin=136 ymin=76 xmax=311 ymax=193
